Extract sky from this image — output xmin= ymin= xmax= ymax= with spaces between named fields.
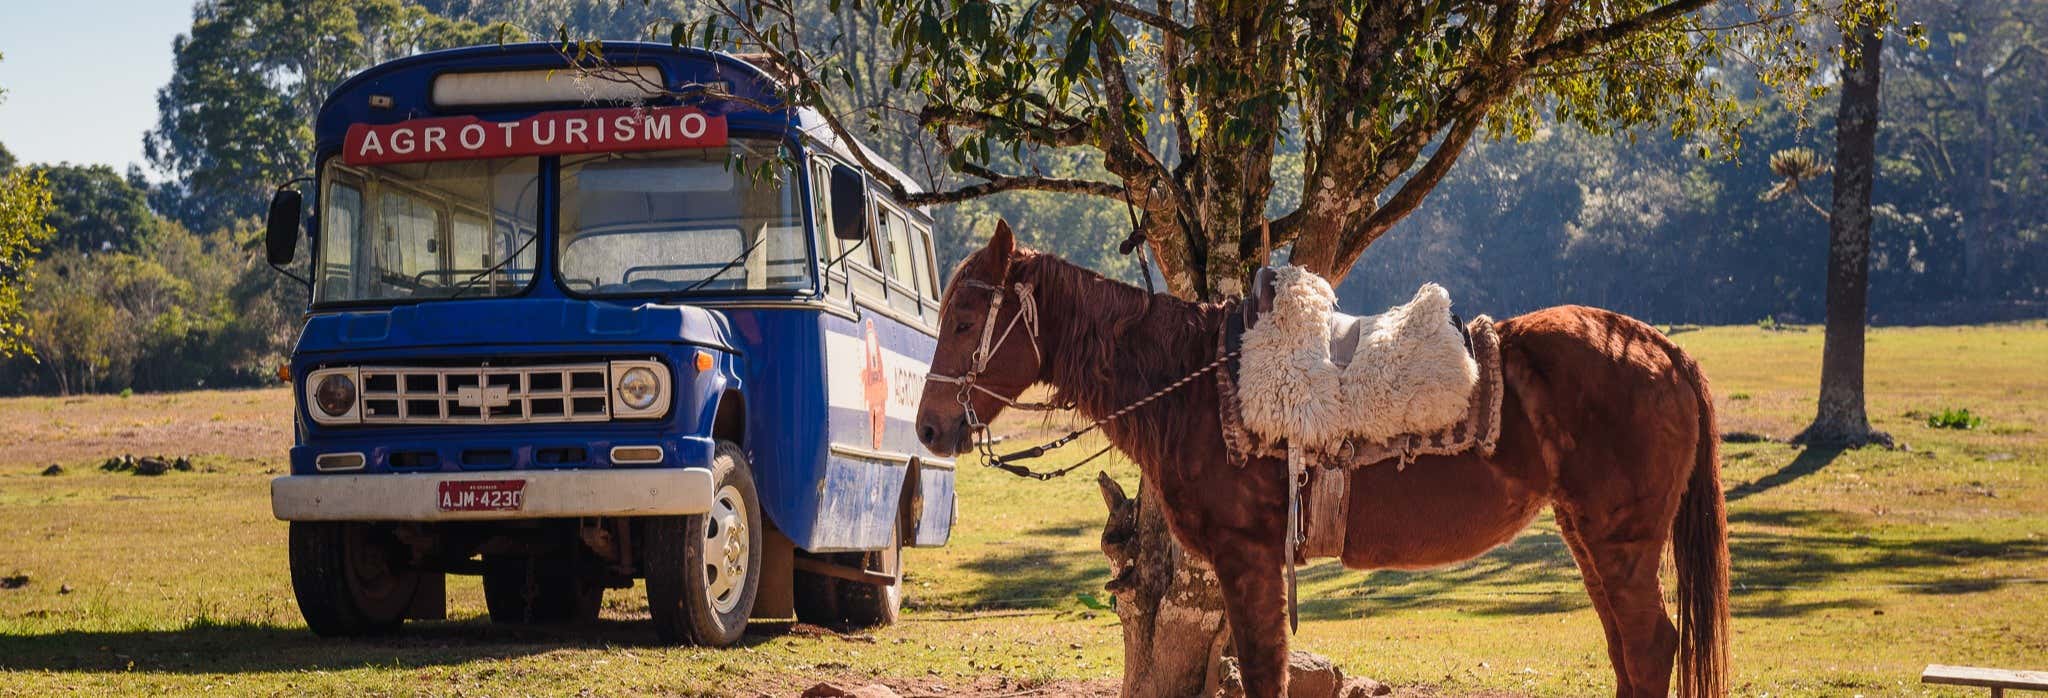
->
xmin=0 ymin=1 xmax=193 ymax=174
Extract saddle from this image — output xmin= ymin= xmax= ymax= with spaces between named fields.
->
xmin=1219 ymin=266 xmax=1506 ymax=562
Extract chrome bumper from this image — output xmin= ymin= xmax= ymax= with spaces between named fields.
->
xmin=271 ymin=468 xmax=714 ymax=522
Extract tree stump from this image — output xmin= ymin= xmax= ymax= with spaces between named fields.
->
xmin=1098 ymin=473 xmax=1381 ymax=698
xmin=1098 ymin=473 xmax=1228 ymax=698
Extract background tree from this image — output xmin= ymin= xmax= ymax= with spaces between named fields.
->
xmin=1792 ymin=13 xmax=1894 ymax=447
xmin=1 ymin=48 xmax=59 ymax=360
xmin=0 ymin=167 xmax=54 ymax=360
xmin=145 ymin=0 xmax=500 ymax=233
xmin=32 ymin=164 xmax=166 ymax=254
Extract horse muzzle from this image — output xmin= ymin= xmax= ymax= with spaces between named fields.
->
xmin=916 ymin=414 xmax=973 ymax=457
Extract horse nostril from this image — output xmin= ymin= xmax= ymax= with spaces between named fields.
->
xmin=918 ymin=423 xmax=938 ymax=446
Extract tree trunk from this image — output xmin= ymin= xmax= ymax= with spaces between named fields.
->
xmin=1098 ymin=474 xmax=1230 ymax=698
xmin=1795 ymin=18 xmax=1892 ymax=449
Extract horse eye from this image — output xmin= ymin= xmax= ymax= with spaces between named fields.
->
xmin=953 ymin=322 xmax=973 ymax=335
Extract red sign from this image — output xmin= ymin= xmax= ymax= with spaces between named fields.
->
xmin=342 ymin=106 xmax=727 ymax=166
xmin=437 ymin=479 xmax=527 ymax=512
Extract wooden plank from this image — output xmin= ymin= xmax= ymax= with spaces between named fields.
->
xmin=1922 ymin=664 xmax=2048 ymax=691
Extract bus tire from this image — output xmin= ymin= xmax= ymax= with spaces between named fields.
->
xmin=481 ymin=556 xmax=602 ymax=625
xmin=645 ymin=441 xmax=761 ymax=646
xmin=791 ymin=565 xmax=840 ymax=625
xmin=288 ymin=522 xmax=421 ymax=637
xmin=834 ymin=544 xmax=902 ymax=628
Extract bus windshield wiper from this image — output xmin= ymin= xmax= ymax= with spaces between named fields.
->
xmin=447 ymin=232 xmax=540 ymax=300
xmin=665 ymin=233 xmax=767 ymax=299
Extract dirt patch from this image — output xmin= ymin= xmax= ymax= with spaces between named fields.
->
xmin=779 ymin=676 xmax=1118 ymax=698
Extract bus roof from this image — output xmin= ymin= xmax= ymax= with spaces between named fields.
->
xmin=314 ymin=42 xmax=924 ymax=197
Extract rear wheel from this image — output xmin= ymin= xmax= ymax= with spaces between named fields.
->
xmin=481 ymin=556 xmax=602 ymax=625
xmin=834 ymin=545 xmax=902 ymax=628
xmin=289 ymin=522 xmax=422 ymax=637
xmin=792 ymin=545 xmax=903 ymax=629
xmin=645 ymin=441 xmax=761 ymax=646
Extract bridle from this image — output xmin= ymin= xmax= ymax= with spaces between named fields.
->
xmin=922 ymin=278 xmax=1059 ymax=419
xmin=922 ymin=275 xmax=1239 ymax=480
xmin=920 ymin=278 xmax=1093 ymax=479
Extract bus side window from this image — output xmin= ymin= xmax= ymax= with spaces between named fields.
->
xmin=884 ymin=208 xmax=920 ymax=315
xmin=846 ymin=194 xmax=887 ymax=302
xmin=914 ymin=223 xmax=938 ymax=302
xmin=813 ymin=161 xmax=838 ymax=260
xmin=864 ymin=198 xmax=887 ymax=272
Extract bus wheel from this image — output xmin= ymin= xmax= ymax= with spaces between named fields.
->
xmin=834 ymin=544 xmax=902 ymax=628
xmin=481 ymin=556 xmax=602 ymax=625
xmin=791 ymin=566 xmax=840 ymax=626
xmin=289 ymin=522 xmax=422 ymax=637
xmin=645 ymin=441 xmax=761 ymax=646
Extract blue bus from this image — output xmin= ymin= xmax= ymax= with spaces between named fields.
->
xmin=261 ymin=42 xmax=955 ymax=646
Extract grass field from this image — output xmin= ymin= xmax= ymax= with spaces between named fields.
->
xmin=1 ymin=323 xmax=2044 ymax=696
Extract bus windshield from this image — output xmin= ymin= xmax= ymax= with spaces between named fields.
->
xmin=316 ymin=157 xmax=541 ymax=304
xmin=558 ymin=138 xmax=809 ymax=296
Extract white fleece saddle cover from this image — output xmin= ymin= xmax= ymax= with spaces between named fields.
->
xmin=1234 ymin=266 xmax=1478 ymax=450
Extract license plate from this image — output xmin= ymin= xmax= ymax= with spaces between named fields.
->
xmin=437 ymin=479 xmax=527 ymax=512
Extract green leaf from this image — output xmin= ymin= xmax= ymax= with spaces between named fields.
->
xmin=1058 ymin=27 xmax=1092 ymax=79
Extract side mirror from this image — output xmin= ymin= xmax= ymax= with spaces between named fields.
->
xmin=265 ymin=189 xmax=303 ymax=266
xmin=828 ymin=164 xmax=869 ymax=242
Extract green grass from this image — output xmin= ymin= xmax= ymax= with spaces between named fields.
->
xmin=1 ymin=322 xmax=2044 ymax=696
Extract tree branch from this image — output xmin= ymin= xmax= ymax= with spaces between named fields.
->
xmin=1344 ymin=112 xmax=1485 ymax=262
xmin=1048 ymin=0 xmax=1189 ymax=36
xmin=1523 ymin=0 xmax=1719 ymax=70
xmin=918 ymin=104 xmax=1095 ymax=147
xmin=901 ymin=173 xmax=1126 ymax=207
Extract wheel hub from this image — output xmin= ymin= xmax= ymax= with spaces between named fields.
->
xmin=703 ymin=485 xmax=749 ymax=614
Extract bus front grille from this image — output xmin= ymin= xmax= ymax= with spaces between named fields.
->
xmin=357 ymin=363 xmax=611 ymax=425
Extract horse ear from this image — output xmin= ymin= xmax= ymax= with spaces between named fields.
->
xmin=990 ymin=219 xmax=1016 ymax=258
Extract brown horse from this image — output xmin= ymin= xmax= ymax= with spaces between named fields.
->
xmin=916 ymin=222 xmax=1729 ymax=698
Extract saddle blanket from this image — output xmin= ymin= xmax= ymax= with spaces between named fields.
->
xmin=1217 ymin=268 xmax=1506 ymax=561
xmin=1237 ymin=266 xmax=1480 ymax=450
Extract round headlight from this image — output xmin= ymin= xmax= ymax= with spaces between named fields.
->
xmin=616 ymin=367 xmax=661 ymax=411
xmin=313 ymin=374 xmax=356 ymax=417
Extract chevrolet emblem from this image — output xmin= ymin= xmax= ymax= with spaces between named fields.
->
xmin=455 ymin=384 xmax=513 ymax=410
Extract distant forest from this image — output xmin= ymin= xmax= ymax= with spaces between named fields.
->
xmin=0 ymin=0 xmax=2040 ymax=396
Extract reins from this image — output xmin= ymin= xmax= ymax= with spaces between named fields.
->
xmin=925 ymin=277 xmax=1237 ymax=480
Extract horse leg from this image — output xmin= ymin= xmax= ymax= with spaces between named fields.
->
xmin=1212 ymin=536 xmax=1290 ymax=698
xmin=1557 ymin=502 xmax=1680 ymax=698
xmin=1556 ymin=511 xmax=1633 ymax=696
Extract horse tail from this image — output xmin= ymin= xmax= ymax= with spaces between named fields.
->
xmin=1668 ymin=345 xmax=1729 ymax=698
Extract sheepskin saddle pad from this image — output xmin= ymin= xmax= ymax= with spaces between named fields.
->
xmin=1234 ymin=265 xmax=1478 ymax=451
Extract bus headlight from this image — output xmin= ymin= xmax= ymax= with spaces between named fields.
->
xmin=305 ymin=366 xmax=362 ymax=421
xmin=609 ymin=360 xmax=670 ymax=419
xmin=617 ymin=367 xmax=660 ymax=410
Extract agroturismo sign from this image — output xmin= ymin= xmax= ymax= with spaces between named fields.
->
xmin=342 ymin=106 xmax=728 ymax=165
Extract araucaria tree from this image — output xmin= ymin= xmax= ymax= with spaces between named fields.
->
xmin=641 ymin=0 xmax=1888 ymax=692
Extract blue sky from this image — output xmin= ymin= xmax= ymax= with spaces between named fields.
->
xmin=0 ymin=1 xmax=193 ymax=173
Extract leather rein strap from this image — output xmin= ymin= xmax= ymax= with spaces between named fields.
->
xmin=924 ymin=279 xmax=1237 ymax=480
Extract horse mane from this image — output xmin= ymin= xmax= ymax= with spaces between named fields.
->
xmin=1012 ymin=252 xmax=1227 ymax=471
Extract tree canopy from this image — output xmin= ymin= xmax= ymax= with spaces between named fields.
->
xmin=676 ymin=0 xmax=1897 ymax=299
xmin=145 ymin=0 xmax=501 ymax=233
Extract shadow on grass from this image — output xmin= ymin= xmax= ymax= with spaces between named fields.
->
xmin=1726 ymin=445 xmax=1845 ymax=502
xmin=938 ymin=545 xmax=1112 ymax=611
xmin=0 ymin=617 xmax=793 ymax=674
xmin=1291 ymin=504 xmax=2048 ymax=623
